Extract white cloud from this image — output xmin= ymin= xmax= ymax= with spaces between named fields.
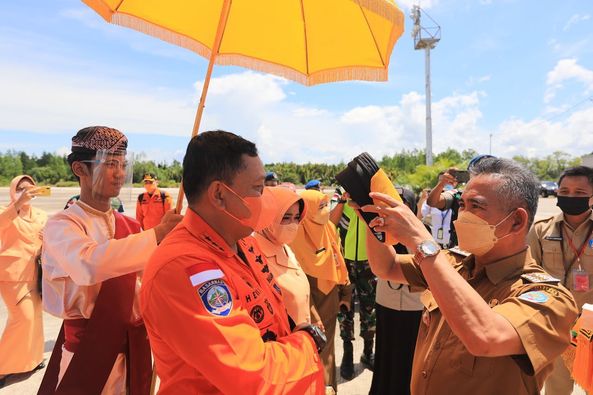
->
xmin=59 ymin=7 xmax=197 ymax=63
xmin=2 ymin=58 xmax=592 ymax=165
xmin=494 ymin=106 xmax=593 ymax=158
xmin=0 ymin=61 xmax=196 ymax=136
xmin=55 ymin=146 xmax=70 ymax=156
xmin=544 ymin=59 xmax=593 ymax=103
xmin=564 ymin=14 xmax=591 ymax=31
xmin=395 ymin=0 xmax=439 ymax=10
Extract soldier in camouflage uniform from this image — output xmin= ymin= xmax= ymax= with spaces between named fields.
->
xmin=330 ymin=191 xmax=376 ymax=380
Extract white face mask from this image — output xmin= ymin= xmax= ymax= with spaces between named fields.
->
xmin=453 ymin=210 xmax=515 ymax=256
xmin=269 ymin=222 xmax=299 ymax=245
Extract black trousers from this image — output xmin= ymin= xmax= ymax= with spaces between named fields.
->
xmin=369 ymin=304 xmax=422 ymax=395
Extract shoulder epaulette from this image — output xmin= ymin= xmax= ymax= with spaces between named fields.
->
xmin=521 ymin=272 xmax=560 ymax=284
xmin=533 ymin=215 xmax=555 ymax=225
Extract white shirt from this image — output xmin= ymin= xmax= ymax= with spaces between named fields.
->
xmin=375 ymin=278 xmax=423 ymax=311
xmin=42 ymin=201 xmax=157 ymax=320
xmin=421 ymin=202 xmax=452 ymax=246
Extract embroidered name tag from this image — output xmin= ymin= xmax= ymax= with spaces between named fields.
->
xmin=544 ymin=236 xmax=563 ymax=241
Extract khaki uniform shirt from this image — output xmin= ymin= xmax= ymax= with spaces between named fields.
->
xmin=253 ymin=233 xmax=313 ymax=325
xmin=400 ymin=248 xmax=578 ymax=395
xmin=528 ymin=211 xmax=593 ymax=310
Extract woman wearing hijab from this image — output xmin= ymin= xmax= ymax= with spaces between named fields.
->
xmin=0 ymin=175 xmax=47 ymax=385
xmin=253 ymin=186 xmax=324 ymax=328
xmin=290 ymin=190 xmax=350 ymax=392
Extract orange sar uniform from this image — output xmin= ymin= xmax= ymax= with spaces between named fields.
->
xmin=398 ymin=247 xmax=577 ymax=395
xmin=528 ymin=212 xmax=593 ymax=394
xmin=135 ymin=188 xmax=172 ymax=230
xmin=140 ymin=209 xmax=324 ymax=394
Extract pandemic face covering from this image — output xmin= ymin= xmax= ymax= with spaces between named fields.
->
xmin=454 ymin=210 xmax=515 ymax=256
xmin=557 ymin=195 xmax=592 ymax=216
xmin=221 ymin=184 xmax=276 ymax=232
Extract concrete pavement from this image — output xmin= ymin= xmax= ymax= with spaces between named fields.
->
xmin=0 ymin=190 xmax=584 ymax=394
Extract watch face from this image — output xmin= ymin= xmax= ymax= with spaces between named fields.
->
xmin=421 ymin=241 xmax=440 ymax=255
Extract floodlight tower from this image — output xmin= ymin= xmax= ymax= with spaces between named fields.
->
xmin=411 ymin=5 xmax=441 ymax=166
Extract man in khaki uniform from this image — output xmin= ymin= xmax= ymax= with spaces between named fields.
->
xmin=361 ymin=157 xmax=578 ymax=394
xmin=528 ymin=166 xmax=593 ymax=395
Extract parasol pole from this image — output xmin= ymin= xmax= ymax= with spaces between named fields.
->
xmin=175 ymin=0 xmax=232 ymax=213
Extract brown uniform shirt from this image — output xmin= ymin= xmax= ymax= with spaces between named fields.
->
xmin=400 ymin=248 xmax=578 ymax=395
xmin=528 ymin=212 xmax=593 ymax=310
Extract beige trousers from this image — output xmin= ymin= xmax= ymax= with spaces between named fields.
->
xmin=0 ymin=281 xmax=44 ymax=374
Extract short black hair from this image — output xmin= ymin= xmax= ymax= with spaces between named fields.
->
xmin=470 ymin=157 xmax=539 ymax=228
xmin=67 ymin=151 xmax=96 ymax=182
xmin=558 ymin=166 xmax=593 ymax=189
xmin=183 ymin=130 xmax=258 ymax=204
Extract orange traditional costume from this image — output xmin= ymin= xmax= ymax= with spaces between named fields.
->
xmin=0 ymin=175 xmax=46 ymax=378
xmin=140 ymin=208 xmax=325 ymax=394
xmin=290 ymin=190 xmax=350 ymax=391
xmin=39 ymin=127 xmax=154 ymax=395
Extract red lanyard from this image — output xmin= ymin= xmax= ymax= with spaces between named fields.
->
xmin=562 ymin=223 xmax=593 ymax=265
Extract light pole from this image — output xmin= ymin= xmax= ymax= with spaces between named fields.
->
xmin=411 ymin=6 xmax=441 ymax=166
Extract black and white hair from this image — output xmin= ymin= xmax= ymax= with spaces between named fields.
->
xmin=469 ymin=157 xmax=539 ymax=228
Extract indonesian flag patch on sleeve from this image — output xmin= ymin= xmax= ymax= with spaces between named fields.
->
xmin=186 ymin=263 xmax=232 ymax=316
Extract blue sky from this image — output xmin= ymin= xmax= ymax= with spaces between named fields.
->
xmin=1 ymin=0 xmax=592 ymax=164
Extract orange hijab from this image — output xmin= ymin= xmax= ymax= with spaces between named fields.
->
xmin=289 ymin=190 xmax=348 ymax=294
xmin=2 ymin=175 xmax=47 ymax=245
xmin=258 ymin=186 xmax=306 ymax=245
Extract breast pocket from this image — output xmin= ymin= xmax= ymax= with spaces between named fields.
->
xmin=541 ymin=239 xmax=565 ymax=278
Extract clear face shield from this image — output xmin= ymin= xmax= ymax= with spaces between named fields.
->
xmin=86 ymin=150 xmax=135 ymax=212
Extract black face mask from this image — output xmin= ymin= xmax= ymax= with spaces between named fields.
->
xmin=557 ymin=196 xmax=592 ymax=216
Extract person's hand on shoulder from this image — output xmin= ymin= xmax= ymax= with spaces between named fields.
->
xmin=153 ymin=209 xmax=184 ymax=243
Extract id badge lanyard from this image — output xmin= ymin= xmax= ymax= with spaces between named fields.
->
xmin=560 ymin=223 xmax=593 ymax=291
xmin=437 ymin=209 xmax=450 ymax=241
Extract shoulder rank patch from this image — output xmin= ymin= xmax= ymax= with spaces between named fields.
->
xmin=198 ymin=279 xmax=233 ymax=316
xmin=447 ymin=246 xmax=470 ymax=257
xmin=518 ymin=291 xmax=549 ymax=304
xmin=521 ymin=272 xmax=560 ymax=284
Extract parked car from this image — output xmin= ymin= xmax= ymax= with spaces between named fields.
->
xmin=540 ymin=181 xmax=558 ymax=197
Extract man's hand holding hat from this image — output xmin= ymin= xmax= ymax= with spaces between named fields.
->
xmin=362 ymin=192 xmax=432 ymax=251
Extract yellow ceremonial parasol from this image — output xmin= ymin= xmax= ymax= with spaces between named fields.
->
xmin=83 ymin=0 xmax=405 ymax=211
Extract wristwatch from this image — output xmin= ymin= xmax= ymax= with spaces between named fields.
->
xmin=297 ymin=324 xmax=327 ymax=353
xmin=413 ymin=239 xmax=441 ymax=265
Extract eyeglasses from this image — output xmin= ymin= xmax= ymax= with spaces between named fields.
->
xmin=81 ymin=159 xmax=129 ymax=170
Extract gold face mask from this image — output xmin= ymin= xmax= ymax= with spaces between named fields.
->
xmin=453 ymin=210 xmax=515 ymax=256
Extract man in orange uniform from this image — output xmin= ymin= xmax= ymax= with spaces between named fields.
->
xmin=140 ymin=130 xmax=326 ymax=394
xmin=136 ymin=173 xmax=172 ymax=230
